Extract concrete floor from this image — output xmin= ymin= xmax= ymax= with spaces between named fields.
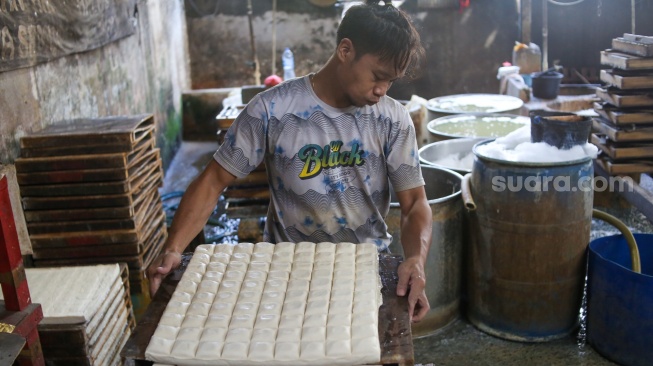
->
xmin=163 ymin=141 xmax=651 ymax=366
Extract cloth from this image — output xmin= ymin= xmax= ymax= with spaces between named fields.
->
xmin=214 ymin=75 xmax=424 ymax=250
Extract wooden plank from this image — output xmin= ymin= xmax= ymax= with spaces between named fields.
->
xmin=0 ymin=165 xmax=32 ymax=255
xmin=596 ymin=157 xmax=653 ymax=175
xmin=600 ymin=50 xmax=653 ymax=70
xmin=592 ymin=117 xmax=653 ymax=142
xmin=600 ymin=69 xmax=653 ymax=90
xmin=0 ymin=0 xmax=137 ymax=72
xmin=121 ymin=253 xmax=413 ymax=365
xmin=223 ymin=186 xmax=270 ymax=199
xmin=20 ymin=114 xmax=154 ymax=149
xmin=215 ymin=104 xmax=245 ymax=130
xmin=612 ymin=37 xmax=653 ymax=57
xmin=593 ymin=102 xmax=653 ymax=125
xmin=591 ymin=134 xmax=653 ymax=160
xmin=596 ymin=87 xmax=653 ymax=108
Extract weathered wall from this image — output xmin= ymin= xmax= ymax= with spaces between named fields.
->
xmin=185 ymin=0 xmax=652 ymax=102
xmin=0 ymin=0 xmax=191 ymax=168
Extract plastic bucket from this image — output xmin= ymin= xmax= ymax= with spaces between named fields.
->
xmin=529 ymin=110 xmax=592 ymax=149
xmin=587 ymin=233 xmax=653 ymax=366
xmin=464 ymin=140 xmax=593 ymax=341
xmin=531 ymin=71 xmax=564 ymax=99
xmin=386 ymin=165 xmax=464 ymax=337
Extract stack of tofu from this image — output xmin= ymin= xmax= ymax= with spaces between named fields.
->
xmin=593 ymin=33 xmax=653 ymax=175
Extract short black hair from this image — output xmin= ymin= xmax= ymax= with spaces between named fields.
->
xmin=337 ymin=1 xmax=424 ymax=79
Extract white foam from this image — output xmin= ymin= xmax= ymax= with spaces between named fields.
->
xmin=475 ymin=126 xmax=599 ymax=163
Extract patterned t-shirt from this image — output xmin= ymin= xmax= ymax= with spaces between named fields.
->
xmin=214 ymin=75 xmax=424 ymax=250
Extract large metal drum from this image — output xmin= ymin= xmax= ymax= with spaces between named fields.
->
xmin=465 ymin=140 xmax=593 ymax=342
xmin=386 ymin=165 xmax=464 ymax=337
xmin=426 ymin=94 xmax=524 ymax=125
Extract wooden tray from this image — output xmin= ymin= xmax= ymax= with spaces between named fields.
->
xmin=601 ymin=50 xmax=653 ymax=70
xmin=592 ymin=117 xmax=653 ymax=142
xmin=16 ymin=148 xmax=160 ymax=186
xmin=595 ymin=156 xmax=653 ymax=175
xmin=600 ymin=69 xmax=653 ymax=90
xmin=215 ymin=104 xmax=245 ymax=130
xmin=612 ymin=35 xmax=653 ymax=57
xmin=596 ymin=87 xmax=653 ymax=108
xmin=593 ymin=102 xmax=653 ymax=125
xmin=121 ymin=253 xmax=414 ymax=366
xmin=592 ymin=134 xmax=653 ymax=160
xmin=19 ymin=114 xmax=154 ymax=151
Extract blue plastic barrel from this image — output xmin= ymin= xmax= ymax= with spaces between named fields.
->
xmin=587 ymin=233 xmax=653 ymax=366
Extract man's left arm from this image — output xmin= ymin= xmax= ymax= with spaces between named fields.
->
xmin=395 ymin=185 xmax=432 ymax=322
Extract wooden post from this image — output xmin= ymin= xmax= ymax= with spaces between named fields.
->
xmin=0 ymin=174 xmax=45 ymax=366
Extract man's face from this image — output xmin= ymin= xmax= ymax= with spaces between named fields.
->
xmin=338 ymin=50 xmax=405 ymax=107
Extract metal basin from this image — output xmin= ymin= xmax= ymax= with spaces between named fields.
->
xmin=418 ymin=137 xmax=486 ymax=175
xmin=427 ymin=113 xmax=530 ymax=141
xmin=426 ymin=93 xmax=524 ymax=122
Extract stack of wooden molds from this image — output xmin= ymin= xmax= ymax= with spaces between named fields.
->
xmin=14 ymin=115 xmax=166 ymax=297
xmin=215 ymin=105 xmax=270 ymax=228
xmin=593 ymin=34 xmax=653 ymax=175
xmin=1 ymin=264 xmax=135 ymax=365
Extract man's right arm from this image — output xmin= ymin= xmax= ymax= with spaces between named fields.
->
xmin=147 ymin=159 xmax=237 ymax=296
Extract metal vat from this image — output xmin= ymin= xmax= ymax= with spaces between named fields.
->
xmin=427 ymin=113 xmax=530 ymax=142
xmin=465 ymin=140 xmax=593 ymax=341
xmin=418 ymin=137 xmax=487 ymax=175
xmin=386 ymin=165 xmax=464 ymax=337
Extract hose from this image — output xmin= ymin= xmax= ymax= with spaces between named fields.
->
xmin=592 ymin=209 xmax=641 ymax=274
xmin=461 ymin=173 xmax=477 ymax=211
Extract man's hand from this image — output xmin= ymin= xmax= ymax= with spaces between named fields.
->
xmin=396 ymin=256 xmax=430 ymax=323
xmin=147 ymin=251 xmax=183 ymax=297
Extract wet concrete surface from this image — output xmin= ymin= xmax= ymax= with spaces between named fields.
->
xmin=163 ymin=141 xmax=651 ymax=366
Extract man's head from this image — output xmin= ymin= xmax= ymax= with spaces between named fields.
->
xmin=333 ymin=1 xmax=424 ymax=107
xmin=337 ymin=1 xmax=424 ymax=79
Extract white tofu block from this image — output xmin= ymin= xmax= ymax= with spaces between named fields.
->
xmin=258 ymin=302 xmax=282 ymax=316
xmin=180 ymin=314 xmax=207 ymax=328
xmin=196 ymin=341 xmax=224 ymax=359
xmin=276 ymin=327 xmax=301 ymax=342
xmin=248 ymin=341 xmax=274 ymax=361
xmin=295 ymin=242 xmax=316 ymax=253
xmin=252 ymin=242 xmax=275 ymax=253
xmin=303 ymin=314 xmax=327 ymax=327
xmin=248 ymin=261 xmax=270 ymax=272
xmin=228 ymin=313 xmax=255 ymax=329
xmin=326 ymin=325 xmax=350 ymax=340
xmin=327 ymin=312 xmax=351 ymax=327
xmin=177 ymin=327 xmax=202 ymax=341
xmin=221 ymin=342 xmax=249 ymax=360
xmin=203 ymin=270 xmax=224 ymax=282
xmin=224 ymin=328 xmax=252 ymax=343
xmin=305 ymin=299 xmax=329 ymax=316
xmin=351 ymin=337 xmax=380 ymax=357
xmin=200 ymin=327 xmax=227 ymax=342
xmin=204 ymin=313 xmax=230 ymax=329
xmin=278 ymin=314 xmax=303 ymax=329
xmin=329 ymin=299 xmax=353 ymax=314
xmin=254 ymin=313 xmax=280 ymax=329
xmin=233 ymin=242 xmax=254 ymax=254
xmin=193 ymin=291 xmax=216 ymax=304
xmin=211 ymin=252 xmax=231 ymax=264
xmin=269 ymin=262 xmax=292 ymax=272
xmin=187 ymin=302 xmax=210 ymax=316
xmin=308 ymin=288 xmax=330 ymax=302
xmin=300 ymin=341 xmax=325 ymax=360
xmin=301 ymin=326 xmax=325 ymax=342
xmin=170 ymin=291 xmax=192 ymax=303
xmin=273 ymin=242 xmax=295 ymax=253
xmin=158 ymin=312 xmax=184 ymax=327
xmin=231 ymin=252 xmax=251 ymax=263
xmin=197 ymin=279 xmax=219 ymax=293
xmin=170 ymin=340 xmax=198 ymax=358
xmin=213 ymin=243 xmax=234 ymax=254
xmin=152 ymin=324 xmax=179 ymax=340
xmin=261 ymin=290 xmax=284 ymax=303
xmin=274 ymin=341 xmax=300 ymax=361
xmin=237 ymin=291 xmax=261 ymax=303
xmin=315 ymin=242 xmax=336 ymax=253
xmin=281 ymin=300 xmax=305 ymax=316
xmin=352 ymin=323 xmax=377 ymax=339
xmin=251 ymin=328 xmax=277 ymax=342
xmin=232 ymin=302 xmax=257 ymax=315
xmin=147 ymin=336 xmax=174 ymax=355
xmin=326 ymin=339 xmax=351 ymax=358
xmin=209 ymin=302 xmax=234 ymax=316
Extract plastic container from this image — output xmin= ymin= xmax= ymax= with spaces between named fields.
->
xmin=282 ymin=47 xmax=295 ymax=80
xmin=531 ymin=70 xmax=564 ymax=99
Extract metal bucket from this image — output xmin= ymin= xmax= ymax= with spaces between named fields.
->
xmin=587 ymin=233 xmax=653 ymax=366
xmin=464 ymin=140 xmax=593 ymax=341
xmin=418 ymin=137 xmax=487 ymax=175
xmin=386 ymin=165 xmax=464 ymax=337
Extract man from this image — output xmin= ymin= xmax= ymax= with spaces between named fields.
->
xmin=148 ymin=1 xmax=432 ymax=322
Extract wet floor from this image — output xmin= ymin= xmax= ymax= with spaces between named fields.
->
xmin=163 ymin=141 xmax=650 ymax=366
